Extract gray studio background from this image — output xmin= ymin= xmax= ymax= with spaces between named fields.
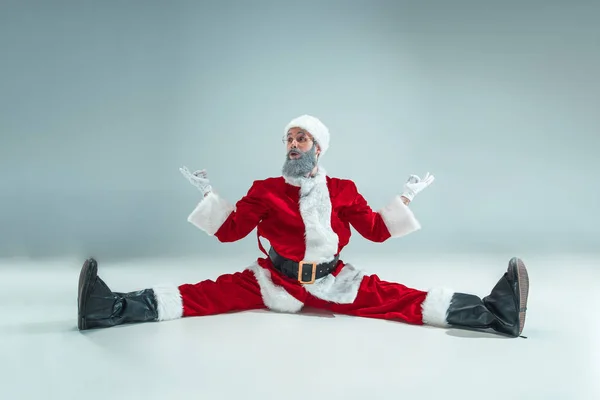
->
xmin=1 ymin=0 xmax=598 ymax=262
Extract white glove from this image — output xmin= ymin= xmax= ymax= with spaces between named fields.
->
xmin=179 ymin=166 xmax=212 ymax=197
xmin=401 ymin=172 xmax=435 ymax=202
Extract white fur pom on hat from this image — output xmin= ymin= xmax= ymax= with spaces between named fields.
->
xmin=284 ymin=114 xmax=330 ymax=156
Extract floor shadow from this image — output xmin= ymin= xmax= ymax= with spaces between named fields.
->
xmin=299 ymin=306 xmax=337 ymax=318
xmin=445 ymin=327 xmax=518 ymax=339
xmin=245 ymin=307 xmax=336 ymax=318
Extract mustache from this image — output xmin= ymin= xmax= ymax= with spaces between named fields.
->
xmin=287 ymin=148 xmax=303 ymax=156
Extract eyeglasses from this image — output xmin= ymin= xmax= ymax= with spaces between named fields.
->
xmin=282 ymin=133 xmax=313 ymax=145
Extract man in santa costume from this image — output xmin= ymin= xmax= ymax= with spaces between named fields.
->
xmin=77 ymin=114 xmax=529 ymax=338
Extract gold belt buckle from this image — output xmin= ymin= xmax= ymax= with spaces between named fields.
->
xmin=298 ymin=261 xmax=317 ymax=284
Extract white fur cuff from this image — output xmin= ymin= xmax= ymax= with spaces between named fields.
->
xmin=421 ymin=287 xmax=455 ymax=327
xmin=379 ymin=195 xmax=422 ymax=238
xmin=153 ymin=284 xmax=184 ymax=321
xmin=187 ymin=192 xmax=235 ymax=236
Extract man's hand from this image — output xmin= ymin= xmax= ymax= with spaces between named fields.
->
xmin=401 ymin=172 xmax=435 ymax=203
xmin=180 ymin=166 xmax=212 ymax=197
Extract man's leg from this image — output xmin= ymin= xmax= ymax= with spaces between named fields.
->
xmin=305 ymin=272 xmax=429 ymax=324
xmin=305 ymin=257 xmax=529 ymax=338
xmin=178 ymin=270 xmax=266 ymax=317
xmin=77 ymin=258 xmax=266 ymax=330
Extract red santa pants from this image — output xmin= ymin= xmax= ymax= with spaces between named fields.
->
xmin=177 ymin=263 xmax=428 ymax=325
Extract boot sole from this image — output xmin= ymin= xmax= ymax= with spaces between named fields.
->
xmin=510 ymin=257 xmax=529 ymax=336
xmin=77 ymin=258 xmax=98 ymax=331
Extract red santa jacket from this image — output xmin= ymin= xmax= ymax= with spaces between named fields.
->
xmin=187 ymin=167 xmax=421 ymax=265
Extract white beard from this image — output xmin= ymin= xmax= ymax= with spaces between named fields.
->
xmin=281 ymin=145 xmax=318 ymax=178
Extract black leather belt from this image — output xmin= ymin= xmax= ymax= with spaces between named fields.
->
xmin=268 ymin=247 xmax=339 ymax=284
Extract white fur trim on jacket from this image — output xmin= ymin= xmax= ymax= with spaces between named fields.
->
xmin=152 ymin=284 xmax=184 ymax=321
xmin=187 ymin=192 xmax=235 ymax=236
xmin=303 ymin=263 xmax=365 ymax=304
xmin=284 ymin=167 xmax=339 ymax=264
xmin=379 ymin=195 xmax=422 ymax=238
xmin=421 ymin=287 xmax=455 ymax=327
xmin=247 ymin=262 xmax=304 ymax=313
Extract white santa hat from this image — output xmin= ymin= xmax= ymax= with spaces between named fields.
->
xmin=284 ymin=114 xmax=330 ymax=157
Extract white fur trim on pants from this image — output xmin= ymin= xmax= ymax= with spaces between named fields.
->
xmin=152 ymin=284 xmax=184 ymax=321
xmin=247 ymin=262 xmax=304 ymax=313
xmin=379 ymin=195 xmax=422 ymax=238
xmin=421 ymin=287 xmax=455 ymax=327
xmin=304 ymin=263 xmax=365 ymax=304
xmin=187 ymin=192 xmax=235 ymax=236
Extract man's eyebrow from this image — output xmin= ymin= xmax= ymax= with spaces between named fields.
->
xmin=287 ymin=130 xmax=307 ymax=135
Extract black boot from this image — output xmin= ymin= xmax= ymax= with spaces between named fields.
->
xmin=446 ymin=257 xmax=529 ymax=337
xmin=77 ymin=258 xmax=159 ymax=330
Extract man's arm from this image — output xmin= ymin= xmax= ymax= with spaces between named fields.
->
xmin=338 ymin=181 xmax=421 ymax=242
xmin=187 ymin=180 xmax=268 ymax=242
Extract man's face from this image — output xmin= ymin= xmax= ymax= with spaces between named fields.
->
xmin=282 ymin=127 xmax=320 ymax=177
xmin=284 ymin=128 xmax=319 ymax=158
